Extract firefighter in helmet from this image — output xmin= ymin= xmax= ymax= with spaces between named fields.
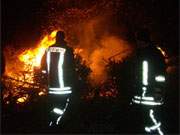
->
xmin=41 ymin=31 xmax=76 ymax=127
xmin=132 ymin=28 xmax=166 ymax=106
xmin=131 ymin=28 xmax=166 ymax=134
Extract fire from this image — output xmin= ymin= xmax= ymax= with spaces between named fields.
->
xmin=2 ymin=30 xmax=58 ymax=104
xmin=74 ymin=48 xmax=83 ymax=55
xmin=5 ymin=30 xmax=58 ymax=84
xmin=16 ymin=94 xmax=29 ymax=104
xmin=74 ymin=48 xmax=86 ymax=62
xmin=38 ymin=91 xmax=46 ymax=96
xmin=19 ymin=30 xmax=58 ymax=68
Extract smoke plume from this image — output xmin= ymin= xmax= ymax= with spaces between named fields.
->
xmin=41 ymin=0 xmax=133 ymax=83
xmin=4 ymin=0 xmax=133 ymax=84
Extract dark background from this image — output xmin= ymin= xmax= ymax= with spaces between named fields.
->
xmin=2 ymin=0 xmax=179 ymax=53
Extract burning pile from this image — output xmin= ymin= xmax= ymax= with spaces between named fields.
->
xmin=2 ymin=29 xmax=132 ymax=104
xmin=2 ymin=0 xmax=136 ymax=104
xmin=8 ymin=30 xmax=58 ymax=83
xmin=2 ymin=30 xmax=59 ymax=104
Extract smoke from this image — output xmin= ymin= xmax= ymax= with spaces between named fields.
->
xmin=4 ymin=0 xmax=134 ymax=85
xmin=72 ymin=17 xmax=132 ymax=84
xmin=42 ymin=0 xmax=134 ymax=84
xmin=90 ymin=36 xmax=131 ymax=83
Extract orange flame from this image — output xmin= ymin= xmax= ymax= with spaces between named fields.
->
xmin=74 ymin=48 xmax=83 ymax=55
xmin=19 ymin=30 xmax=58 ymax=68
xmin=5 ymin=30 xmax=58 ymax=84
xmin=38 ymin=91 xmax=46 ymax=96
xmin=16 ymin=94 xmax=29 ymax=104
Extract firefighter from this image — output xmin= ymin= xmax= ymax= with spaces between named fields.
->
xmin=131 ymin=28 xmax=166 ymax=135
xmin=41 ymin=31 xmax=77 ymax=127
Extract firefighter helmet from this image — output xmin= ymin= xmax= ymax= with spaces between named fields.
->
xmin=56 ymin=31 xmax=65 ymax=43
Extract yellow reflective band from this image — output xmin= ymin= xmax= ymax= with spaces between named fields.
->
xmin=145 ymin=109 xmax=164 ymax=135
xmin=49 ymin=87 xmax=71 ymax=91
xmin=132 ymin=99 xmax=163 ymax=106
xmin=47 ymin=51 xmax=50 ymax=73
xmin=56 ymin=116 xmax=63 ymax=125
xmin=134 ymin=96 xmax=154 ymax=101
xmin=58 ymin=50 xmax=65 ymax=88
xmin=49 ymin=91 xmax=72 ymax=95
xmin=53 ymin=108 xmax=64 ymax=115
xmin=155 ymin=75 xmax=165 ymax=82
xmin=142 ymin=87 xmax=147 ymax=97
xmin=47 ymin=47 xmax=72 ymax=94
xmin=145 ymin=122 xmax=161 ymax=132
xmin=142 ymin=61 xmax=148 ymax=86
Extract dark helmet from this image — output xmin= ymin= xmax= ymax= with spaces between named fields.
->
xmin=135 ymin=28 xmax=151 ymax=42
xmin=56 ymin=31 xmax=65 ymax=42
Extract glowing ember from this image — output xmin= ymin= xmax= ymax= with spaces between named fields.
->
xmin=6 ymin=101 xmax=10 ymax=105
xmin=38 ymin=91 xmax=46 ymax=96
xmin=16 ymin=95 xmax=28 ymax=104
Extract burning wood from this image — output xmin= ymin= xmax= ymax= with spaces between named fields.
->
xmin=5 ymin=30 xmax=58 ymax=84
xmin=18 ymin=30 xmax=58 ymax=71
xmin=2 ymin=28 xmax=132 ymax=105
xmin=2 ymin=31 xmax=60 ymax=104
xmin=16 ymin=94 xmax=29 ymax=104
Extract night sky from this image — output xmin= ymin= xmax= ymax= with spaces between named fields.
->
xmin=2 ymin=0 xmax=44 ymax=49
xmin=2 ymin=0 xmax=179 ymax=54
